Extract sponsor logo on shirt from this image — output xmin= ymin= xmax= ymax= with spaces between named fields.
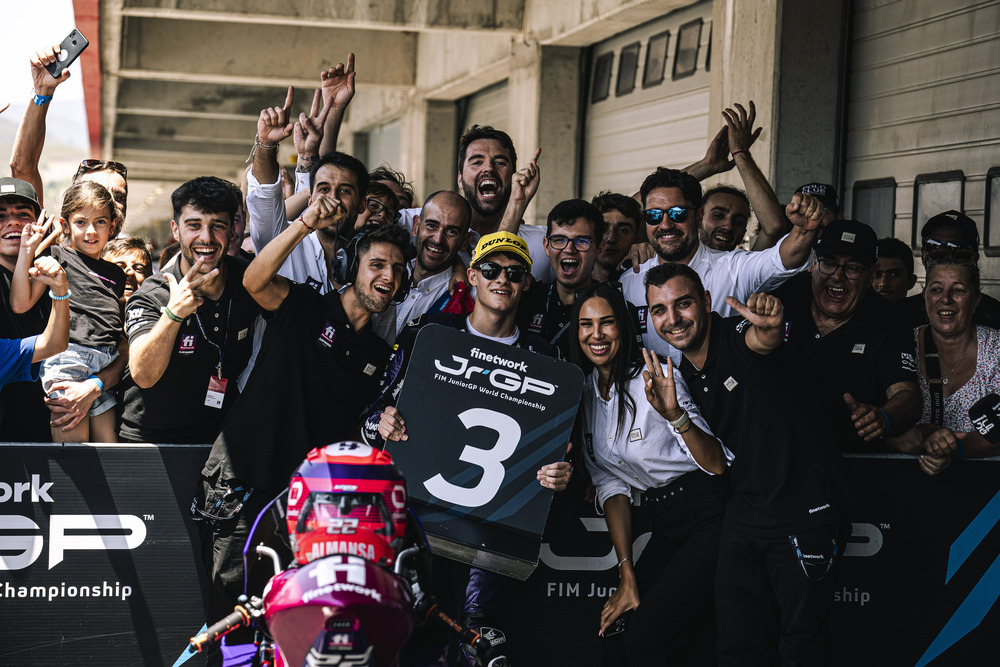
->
xmin=318 ymin=323 xmax=336 ymax=347
xmin=237 ymin=328 xmax=249 ymax=341
xmin=901 ymin=352 xmax=917 ymax=373
xmin=724 ymin=376 xmax=738 ymax=392
xmin=305 ymin=276 xmax=322 ymax=291
xmin=584 ymin=433 xmax=595 ymax=462
xmin=735 ymin=318 xmax=750 ymax=333
xmin=529 ymin=313 xmax=545 ymax=334
xmin=178 ymin=334 xmax=197 ymax=354
xmin=852 ymin=343 xmax=866 ymax=354
xmin=628 ymin=428 xmax=642 ymax=442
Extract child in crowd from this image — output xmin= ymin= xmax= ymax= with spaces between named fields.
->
xmin=11 ymin=181 xmax=126 ymax=442
xmin=873 ymin=237 xmax=918 ymax=302
xmin=102 ymin=236 xmax=153 ymax=305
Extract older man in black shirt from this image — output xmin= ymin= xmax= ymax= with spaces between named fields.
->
xmin=771 ymin=219 xmax=921 ymax=451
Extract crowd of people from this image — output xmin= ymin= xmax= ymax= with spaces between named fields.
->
xmin=2 ymin=45 xmax=999 ymax=666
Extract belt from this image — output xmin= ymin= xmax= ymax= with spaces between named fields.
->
xmin=642 ymin=469 xmax=715 ymax=504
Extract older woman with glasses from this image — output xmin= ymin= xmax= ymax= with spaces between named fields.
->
xmin=890 ymin=250 xmax=1000 ymax=472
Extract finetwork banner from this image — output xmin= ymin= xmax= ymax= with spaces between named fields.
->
xmin=391 ymin=325 xmax=584 ymax=579
xmin=0 ymin=443 xmax=210 ymax=666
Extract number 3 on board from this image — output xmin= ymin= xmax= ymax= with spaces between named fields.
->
xmin=423 ymin=408 xmax=522 ymax=507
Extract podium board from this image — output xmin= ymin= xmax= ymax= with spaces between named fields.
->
xmin=390 ymin=325 xmax=584 ymax=580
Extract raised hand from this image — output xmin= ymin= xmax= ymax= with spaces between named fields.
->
xmin=257 ymin=86 xmax=295 ymax=146
xmin=642 ymin=348 xmax=682 ymax=421
xmin=725 ymin=292 xmax=784 ymax=330
xmin=511 ymin=147 xmax=541 ymax=207
xmin=320 ymin=53 xmax=356 ymax=110
xmin=31 ymin=44 xmax=71 ymax=96
xmin=20 ymin=209 xmax=56 ymax=259
xmin=843 ymin=392 xmax=887 ymax=442
xmin=28 ymin=255 xmax=68 ymax=291
xmin=293 ymin=89 xmax=329 ymax=158
xmin=785 ymin=192 xmax=824 ymax=231
xmin=164 ymin=257 xmax=217 ymax=319
xmin=721 ymin=101 xmax=762 ymax=155
xmin=301 ymin=195 xmax=346 ymax=233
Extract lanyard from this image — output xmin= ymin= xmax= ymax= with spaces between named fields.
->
xmin=193 ymin=298 xmax=232 ymax=378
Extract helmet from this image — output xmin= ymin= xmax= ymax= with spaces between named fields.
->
xmin=287 ymin=442 xmax=408 ymax=567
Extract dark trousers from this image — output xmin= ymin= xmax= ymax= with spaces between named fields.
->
xmin=622 ymin=471 xmax=727 ymax=666
xmin=715 ymin=524 xmax=838 ymax=667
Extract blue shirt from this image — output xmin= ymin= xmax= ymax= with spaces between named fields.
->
xmin=0 ymin=336 xmax=39 ymax=387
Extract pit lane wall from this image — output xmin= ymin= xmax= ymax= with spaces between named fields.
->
xmin=0 ymin=445 xmax=997 ymax=666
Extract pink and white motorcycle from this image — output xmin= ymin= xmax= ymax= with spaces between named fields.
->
xmin=188 ymin=442 xmax=500 ymax=667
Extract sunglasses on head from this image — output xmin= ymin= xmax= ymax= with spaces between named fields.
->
xmin=76 ymin=159 xmax=128 ymax=180
xmin=475 ymin=261 xmax=528 ymax=283
xmin=644 ymin=206 xmax=692 ymax=225
xmin=924 ymin=238 xmax=972 ymax=251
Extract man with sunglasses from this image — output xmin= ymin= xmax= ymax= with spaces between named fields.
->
xmin=771 ymin=219 xmax=921 ymax=451
xmin=621 ymin=167 xmax=823 ymax=363
xmin=897 ymin=210 xmax=1000 ymax=329
xmin=363 ymin=231 xmax=570 ymax=665
xmin=516 ymin=199 xmax=607 ymax=356
xmin=73 ymin=160 xmax=129 ymax=224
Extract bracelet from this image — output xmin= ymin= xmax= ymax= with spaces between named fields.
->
xmin=879 ymin=410 xmax=891 ymax=436
xmin=246 ymin=132 xmax=279 ymax=164
xmin=87 ymin=375 xmax=104 ymax=393
xmin=298 ymin=217 xmax=316 ymax=232
xmin=161 ymin=306 xmax=184 ymax=323
xmin=731 ymin=150 xmax=748 ymax=157
xmin=48 ymin=289 xmax=71 ymax=301
xmin=618 ymin=556 xmax=631 ymax=569
xmin=955 ymin=442 xmax=964 ymax=461
xmin=32 ymin=92 xmax=53 ymax=106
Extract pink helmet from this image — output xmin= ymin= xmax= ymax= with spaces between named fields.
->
xmin=286 ymin=442 xmax=408 ymax=567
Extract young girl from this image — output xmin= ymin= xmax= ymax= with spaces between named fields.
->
xmin=11 ymin=180 xmax=127 ymax=442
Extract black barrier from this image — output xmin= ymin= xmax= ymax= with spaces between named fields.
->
xmin=3 ymin=445 xmax=999 ymax=666
xmin=498 ymin=454 xmax=1000 ymax=666
xmin=0 ymin=443 xmax=210 ymax=667
xmin=390 ymin=325 xmax=584 ymax=579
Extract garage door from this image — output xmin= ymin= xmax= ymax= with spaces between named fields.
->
xmin=581 ymin=1 xmax=713 ymax=199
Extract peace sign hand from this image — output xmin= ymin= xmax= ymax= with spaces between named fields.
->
xmin=164 ymin=257 xmax=218 ymax=320
xmin=20 ymin=209 xmax=56 ymax=259
xmin=642 ymin=348 xmax=683 ymax=422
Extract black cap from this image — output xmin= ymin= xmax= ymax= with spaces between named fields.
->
xmin=814 ymin=219 xmax=878 ymax=265
xmin=0 ymin=177 xmax=40 ymax=216
xmin=920 ymin=210 xmax=979 ymax=249
xmin=795 ymin=183 xmax=840 ymax=213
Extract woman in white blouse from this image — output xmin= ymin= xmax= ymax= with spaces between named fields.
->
xmin=569 ymin=283 xmax=731 ymax=665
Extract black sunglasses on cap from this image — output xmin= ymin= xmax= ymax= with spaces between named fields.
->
xmin=644 ymin=206 xmax=692 ymax=225
xmin=475 ymin=261 xmax=528 ymax=283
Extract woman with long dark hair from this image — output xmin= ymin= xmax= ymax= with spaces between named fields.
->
xmin=569 ymin=282 xmax=729 ymax=665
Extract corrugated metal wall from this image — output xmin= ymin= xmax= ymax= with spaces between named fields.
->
xmin=844 ymin=0 xmax=1000 ymax=293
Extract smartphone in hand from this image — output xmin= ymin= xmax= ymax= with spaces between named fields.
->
xmin=46 ymin=29 xmax=89 ymax=79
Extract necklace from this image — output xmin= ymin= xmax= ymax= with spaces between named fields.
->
xmin=941 ymin=337 xmax=973 ymax=385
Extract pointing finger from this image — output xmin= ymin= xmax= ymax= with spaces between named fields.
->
xmin=282 ymin=85 xmax=294 ymax=113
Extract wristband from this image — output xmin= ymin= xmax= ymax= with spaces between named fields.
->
xmin=32 ymin=93 xmax=53 ymax=106
xmin=161 ymin=306 xmax=184 ymax=323
xmin=879 ymin=410 xmax=891 ymax=436
xmin=731 ymin=150 xmax=748 ymax=157
xmin=676 ymin=419 xmax=693 ymax=435
xmin=668 ymin=410 xmax=689 ymax=429
xmin=618 ymin=557 xmax=631 ymax=569
xmin=48 ymin=289 xmax=71 ymax=301
xmin=87 ymin=375 xmax=104 ymax=393
xmin=955 ymin=442 xmax=964 ymax=461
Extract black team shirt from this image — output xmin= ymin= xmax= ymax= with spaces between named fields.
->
xmin=772 ymin=274 xmax=918 ymax=452
xmin=204 ymin=283 xmax=392 ymax=493
xmin=680 ymin=313 xmax=846 ymax=535
xmin=121 ymin=256 xmax=259 ymax=443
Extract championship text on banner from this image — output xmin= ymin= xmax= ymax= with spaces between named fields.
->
xmin=390 ymin=325 xmax=584 ymax=580
xmin=0 ymin=443 xmax=211 ymax=667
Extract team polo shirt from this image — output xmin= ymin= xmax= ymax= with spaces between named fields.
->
xmin=680 ymin=313 xmax=843 ymax=535
xmin=120 ymin=256 xmax=260 ymax=444
xmin=772 ymin=274 xmax=918 ymax=452
xmin=49 ymin=246 xmax=126 ymax=347
xmin=204 ymin=283 xmax=392 ymax=492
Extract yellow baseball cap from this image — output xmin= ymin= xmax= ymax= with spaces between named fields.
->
xmin=471 ymin=231 xmax=532 ymax=267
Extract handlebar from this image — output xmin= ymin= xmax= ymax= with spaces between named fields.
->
xmin=188 ymin=596 xmax=263 ymax=654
